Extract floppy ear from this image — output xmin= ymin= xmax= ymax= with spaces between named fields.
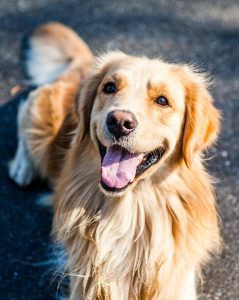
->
xmin=75 ymin=51 xmax=127 ymax=142
xmin=182 ymin=68 xmax=221 ymax=167
xmin=75 ymin=68 xmax=106 ymax=142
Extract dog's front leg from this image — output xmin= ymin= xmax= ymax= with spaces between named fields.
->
xmin=179 ymin=269 xmax=197 ymax=300
xmin=9 ymin=101 xmax=38 ymax=186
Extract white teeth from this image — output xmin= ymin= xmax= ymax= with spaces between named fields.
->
xmin=138 ymin=153 xmax=145 ymax=163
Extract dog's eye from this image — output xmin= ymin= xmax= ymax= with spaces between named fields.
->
xmin=155 ymin=96 xmax=169 ymax=106
xmin=103 ymin=82 xmax=117 ymax=94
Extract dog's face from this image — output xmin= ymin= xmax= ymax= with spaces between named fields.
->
xmin=77 ymin=52 xmax=220 ymax=196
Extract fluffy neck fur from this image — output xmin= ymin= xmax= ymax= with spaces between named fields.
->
xmin=53 ymin=137 xmax=220 ymax=300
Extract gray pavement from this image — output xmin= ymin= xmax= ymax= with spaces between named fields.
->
xmin=0 ymin=1 xmax=238 ymax=299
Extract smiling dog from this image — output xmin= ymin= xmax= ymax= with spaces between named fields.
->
xmin=10 ymin=23 xmax=221 ymax=299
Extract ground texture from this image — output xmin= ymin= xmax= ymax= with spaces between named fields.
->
xmin=0 ymin=1 xmax=238 ymax=299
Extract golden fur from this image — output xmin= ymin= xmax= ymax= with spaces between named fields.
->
xmin=10 ymin=23 xmax=221 ymax=299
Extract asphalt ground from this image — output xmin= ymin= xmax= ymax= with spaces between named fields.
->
xmin=0 ymin=1 xmax=238 ymax=299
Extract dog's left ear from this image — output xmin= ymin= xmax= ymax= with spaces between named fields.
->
xmin=182 ymin=67 xmax=221 ymax=167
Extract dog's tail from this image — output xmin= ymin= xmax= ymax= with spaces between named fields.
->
xmin=22 ymin=22 xmax=93 ymax=86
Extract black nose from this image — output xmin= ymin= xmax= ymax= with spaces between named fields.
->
xmin=106 ymin=110 xmax=138 ymax=138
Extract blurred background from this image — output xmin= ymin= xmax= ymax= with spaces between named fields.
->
xmin=0 ymin=0 xmax=238 ymax=299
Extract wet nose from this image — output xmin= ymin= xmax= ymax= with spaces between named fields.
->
xmin=106 ymin=110 xmax=138 ymax=138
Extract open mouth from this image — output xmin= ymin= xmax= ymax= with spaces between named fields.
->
xmin=99 ymin=143 xmax=165 ymax=193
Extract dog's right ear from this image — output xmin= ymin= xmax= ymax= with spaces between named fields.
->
xmin=75 ymin=51 xmax=127 ymax=142
xmin=75 ymin=67 xmax=106 ymax=142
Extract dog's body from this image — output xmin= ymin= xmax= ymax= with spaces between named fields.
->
xmin=10 ymin=23 xmax=221 ymax=300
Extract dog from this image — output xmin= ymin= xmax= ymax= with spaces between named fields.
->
xmin=9 ymin=23 xmax=221 ymax=299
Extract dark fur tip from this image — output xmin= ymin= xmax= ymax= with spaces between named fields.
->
xmin=20 ymin=31 xmax=34 ymax=81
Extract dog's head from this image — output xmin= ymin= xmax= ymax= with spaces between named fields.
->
xmin=76 ymin=52 xmax=220 ymax=196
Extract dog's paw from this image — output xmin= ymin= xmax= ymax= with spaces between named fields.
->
xmin=36 ymin=193 xmax=54 ymax=207
xmin=9 ymin=156 xmax=37 ymax=186
xmin=9 ymin=139 xmax=37 ymax=186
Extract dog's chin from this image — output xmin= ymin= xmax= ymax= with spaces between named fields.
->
xmin=98 ymin=141 xmax=165 ymax=196
xmin=99 ymin=180 xmax=132 ymax=197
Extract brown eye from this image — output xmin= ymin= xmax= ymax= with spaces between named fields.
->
xmin=155 ymin=96 xmax=169 ymax=106
xmin=103 ymin=82 xmax=117 ymax=94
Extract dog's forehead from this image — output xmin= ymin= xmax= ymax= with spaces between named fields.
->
xmin=108 ymin=58 xmax=184 ymax=89
xmin=106 ymin=58 xmax=186 ymax=105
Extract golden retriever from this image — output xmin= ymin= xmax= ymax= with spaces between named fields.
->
xmin=9 ymin=23 xmax=221 ymax=300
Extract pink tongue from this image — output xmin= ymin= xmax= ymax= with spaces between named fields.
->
xmin=101 ymin=146 xmax=141 ymax=189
